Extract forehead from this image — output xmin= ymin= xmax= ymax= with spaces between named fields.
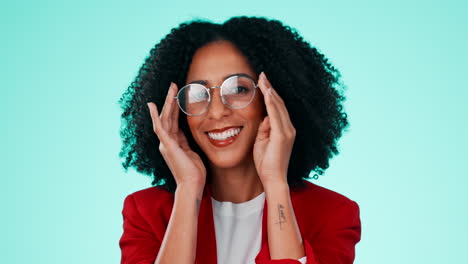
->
xmin=186 ymin=40 xmax=256 ymax=85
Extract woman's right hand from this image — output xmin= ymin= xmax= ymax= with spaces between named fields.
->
xmin=147 ymin=82 xmax=207 ymax=191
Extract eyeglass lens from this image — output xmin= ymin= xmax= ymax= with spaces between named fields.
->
xmin=177 ymin=76 xmax=256 ymax=115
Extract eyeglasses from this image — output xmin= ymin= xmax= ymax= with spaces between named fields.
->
xmin=174 ymin=75 xmax=258 ymax=116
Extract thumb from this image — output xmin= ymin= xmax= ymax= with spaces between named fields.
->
xmin=256 ymin=116 xmax=270 ymax=141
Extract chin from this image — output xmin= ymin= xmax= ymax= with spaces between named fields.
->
xmin=194 ymin=128 xmax=255 ymax=169
xmin=206 ymin=150 xmax=250 ymax=169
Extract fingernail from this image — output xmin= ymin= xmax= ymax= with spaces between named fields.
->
xmin=146 ymin=103 xmax=152 ymax=114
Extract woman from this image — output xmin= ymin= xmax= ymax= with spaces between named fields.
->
xmin=118 ymin=16 xmax=361 ymax=264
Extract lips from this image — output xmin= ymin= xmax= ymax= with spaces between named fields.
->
xmin=205 ymin=126 xmax=243 ymax=147
xmin=205 ymin=126 xmax=242 ymax=133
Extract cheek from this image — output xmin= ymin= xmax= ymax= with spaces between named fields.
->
xmin=248 ymin=95 xmax=267 ymax=121
xmin=239 ymin=106 xmax=266 ymax=131
xmin=185 ymin=117 xmax=198 ymax=142
xmin=186 ymin=117 xmax=199 ymax=134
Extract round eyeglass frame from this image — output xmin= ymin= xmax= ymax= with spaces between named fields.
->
xmin=174 ymin=75 xmax=259 ymax=116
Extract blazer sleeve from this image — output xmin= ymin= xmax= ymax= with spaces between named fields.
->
xmin=119 ymin=194 xmax=161 ymax=264
xmin=256 ymin=200 xmax=361 ymax=264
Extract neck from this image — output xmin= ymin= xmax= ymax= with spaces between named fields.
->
xmin=208 ymin=155 xmax=264 ymax=203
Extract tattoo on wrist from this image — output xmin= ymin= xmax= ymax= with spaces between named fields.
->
xmin=275 ymin=204 xmax=287 ymax=230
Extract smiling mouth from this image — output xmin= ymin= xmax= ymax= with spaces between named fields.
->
xmin=204 ymin=126 xmax=243 ymax=147
xmin=206 ymin=126 xmax=243 ymax=140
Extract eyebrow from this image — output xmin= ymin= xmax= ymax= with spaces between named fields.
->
xmin=188 ymin=73 xmax=254 ymax=85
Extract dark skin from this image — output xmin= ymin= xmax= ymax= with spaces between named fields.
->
xmin=185 ymin=40 xmax=267 ymax=203
xmin=147 ymin=40 xmax=305 ymax=260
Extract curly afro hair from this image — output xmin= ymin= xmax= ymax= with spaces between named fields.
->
xmin=118 ymin=16 xmax=349 ymax=194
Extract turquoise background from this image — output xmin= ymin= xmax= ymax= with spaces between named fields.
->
xmin=2 ymin=0 xmax=467 ymax=263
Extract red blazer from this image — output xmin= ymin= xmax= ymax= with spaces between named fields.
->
xmin=119 ymin=180 xmax=361 ymax=264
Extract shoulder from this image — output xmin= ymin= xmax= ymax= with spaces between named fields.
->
xmin=291 ymin=179 xmax=360 ymax=230
xmin=292 ymin=179 xmax=358 ymax=206
xmin=122 ymin=185 xmax=174 ymax=219
xmin=120 ymin=186 xmax=175 ymax=242
xmin=128 ymin=185 xmax=174 ymax=202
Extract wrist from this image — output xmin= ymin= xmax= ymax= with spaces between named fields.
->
xmin=263 ymin=179 xmax=289 ymax=194
xmin=176 ymin=182 xmax=205 ymax=199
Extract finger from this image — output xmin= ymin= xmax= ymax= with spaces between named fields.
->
xmin=170 ymin=83 xmax=180 ymax=135
xmin=256 ymin=116 xmax=271 ymax=141
xmin=147 ymin=102 xmax=167 ymax=141
xmin=257 ymin=71 xmax=269 ymax=97
xmin=258 ymin=72 xmax=284 ymax=133
xmin=270 ymin=86 xmax=295 ymax=131
xmin=261 ymin=72 xmax=295 ymax=133
xmin=160 ymin=82 xmax=175 ymax=131
xmin=263 ymin=76 xmax=286 ymax=108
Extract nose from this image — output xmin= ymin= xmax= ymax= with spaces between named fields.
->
xmin=205 ymin=87 xmax=232 ymax=120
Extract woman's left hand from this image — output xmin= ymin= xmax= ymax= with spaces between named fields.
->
xmin=253 ymin=72 xmax=296 ymax=188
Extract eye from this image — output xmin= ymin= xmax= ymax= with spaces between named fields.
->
xmin=225 ymin=86 xmax=250 ymax=95
xmin=188 ymin=90 xmax=208 ymax=103
xmin=236 ymin=86 xmax=249 ymax=93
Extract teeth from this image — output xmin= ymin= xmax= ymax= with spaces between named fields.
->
xmin=208 ymin=127 xmax=242 ymax=141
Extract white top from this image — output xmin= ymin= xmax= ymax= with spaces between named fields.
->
xmin=211 ymin=191 xmax=307 ymax=264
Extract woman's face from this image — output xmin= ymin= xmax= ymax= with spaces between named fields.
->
xmin=185 ymin=40 xmax=266 ymax=169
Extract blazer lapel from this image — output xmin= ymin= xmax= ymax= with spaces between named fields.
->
xmin=195 ymin=184 xmax=218 ymax=264
xmin=255 ymin=194 xmax=271 ymax=261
